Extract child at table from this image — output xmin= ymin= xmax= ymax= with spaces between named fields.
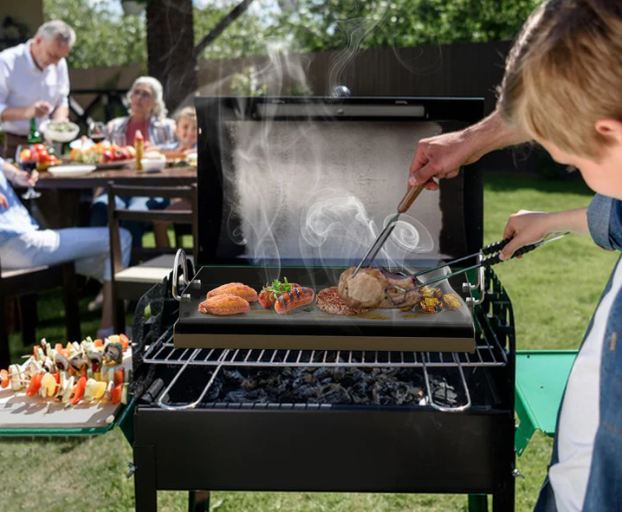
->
xmin=407 ymin=1 xmax=622 ymax=509
xmin=159 ymin=106 xmax=197 ymax=158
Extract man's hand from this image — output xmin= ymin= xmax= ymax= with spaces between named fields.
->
xmin=0 ymin=192 xmax=8 ymax=209
xmin=30 ymin=100 xmax=52 ymax=118
xmin=6 ymin=161 xmax=38 ymax=188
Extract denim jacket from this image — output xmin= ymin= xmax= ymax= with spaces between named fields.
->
xmin=535 ymin=193 xmax=622 ymax=511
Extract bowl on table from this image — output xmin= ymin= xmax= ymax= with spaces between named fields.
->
xmin=141 ymin=155 xmax=166 ymax=172
xmin=41 ymin=121 xmax=80 ymax=143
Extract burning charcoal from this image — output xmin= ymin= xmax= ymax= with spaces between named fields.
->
xmin=318 ymin=383 xmax=352 ymax=404
xmin=224 ymin=390 xmax=251 ymax=402
xmin=241 ymin=377 xmax=257 ymax=391
xmin=223 ymin=369 xmax=245 ymax=385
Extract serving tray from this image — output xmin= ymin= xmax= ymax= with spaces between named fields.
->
xmin=174 ymin=266 xmax=476 ymax=353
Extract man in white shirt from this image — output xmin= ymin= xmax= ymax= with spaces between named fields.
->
xmin=0 ymin=20 xmax=75 ymax=157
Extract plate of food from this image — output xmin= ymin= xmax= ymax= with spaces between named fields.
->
xmin=96 ymin=159 xmax=135 ymax=170
xmin=41 ymin=120 xmax=80 ymax=143
xmin=48 ymin=164 xmax=96 ymax=177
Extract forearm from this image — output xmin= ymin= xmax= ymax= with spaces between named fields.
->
xmin=52 ymin=106 xmax=69 ymax=121
xmin=462 ymin=109 xmax=531 ymax=161
xmin=544 ymin=208 xmax=589 ymax=236
xmin=1 ymin=106 xmax=32 ymax=122
xmin=1 ymin=160 xmax=21 ymax=184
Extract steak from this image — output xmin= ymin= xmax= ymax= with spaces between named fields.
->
xmin=316 ymin=287 xmax=362 ymax=316
xmin=337 ymin=267 xmax=421 ymax=309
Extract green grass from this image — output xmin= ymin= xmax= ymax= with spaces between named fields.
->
xmin=0 ymin=172 xmax=616 ymax=511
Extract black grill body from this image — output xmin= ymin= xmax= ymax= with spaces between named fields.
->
xmin=127 ymin=96 xmax=516 ymax=511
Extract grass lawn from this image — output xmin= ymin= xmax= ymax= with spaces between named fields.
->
xmin=0 ymin=171 xmax=616 ymax=511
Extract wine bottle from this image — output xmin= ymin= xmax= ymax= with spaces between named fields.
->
xmin=27 ymin=118 xmax=43 ymax=145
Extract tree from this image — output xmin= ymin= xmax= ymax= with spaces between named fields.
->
xmin=44 ymin=0 xmax=146 ymax=69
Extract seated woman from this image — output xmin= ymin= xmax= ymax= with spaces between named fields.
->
xmin=0 ymin=158 xmax=131 ymax=338
xmin=90 ymin=76 xmax=176 ymax=248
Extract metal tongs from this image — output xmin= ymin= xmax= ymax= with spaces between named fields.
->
xmin=353 ymin=183 xmax=426 ymax=276
xmin=413 ymin=232 xmax=568 ymax=287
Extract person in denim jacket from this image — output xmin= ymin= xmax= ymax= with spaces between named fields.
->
xmin=407 ymin=1 xmax=622 ymax=510
xmin=0 ymin=158 xmax=131 ymax=338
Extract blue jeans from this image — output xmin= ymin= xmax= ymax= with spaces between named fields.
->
xmin=91 ymin=194 xmax=169 ymax=248
xmin=0 ymin=227 xmax=131 ymax=281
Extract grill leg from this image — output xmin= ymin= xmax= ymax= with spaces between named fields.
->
xmin=134 ymin=445 xmax=157 ymax=512
xmin=188 ymin=490 xmax=210 ymax=512
xmin=468 ymin=494 xmax=488 ymax=512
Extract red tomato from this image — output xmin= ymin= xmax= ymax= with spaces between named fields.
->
xmin=119 ymin=334 xmax=130 ymax=351
xmin=0 ymin=369 xmax=9 ymax=388
xmin=70 ymin=376 xmax=87 ymax=406
xmin=113 ymin=368 xmax=124 ymax=386
xmin=26 ymin=373 xmax=43 ymax=397
xmin=111 ymin=383 xmax=123 ymax=405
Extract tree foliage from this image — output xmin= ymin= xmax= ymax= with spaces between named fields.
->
xmin=44 ymin=0 xmax=146 ymax=69
xmin=44 ymin=0 xmax=543 ymax=69
xmin=274 ymin=0 xmax=543 ymax=52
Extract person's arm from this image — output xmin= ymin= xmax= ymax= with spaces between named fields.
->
xmin=408 ymin=109 xmax=530 ymax=190
xmin=51 ymin=105 xmax=69 ymax=122
xmin=0 ymin=102 xmax=52 ymax=121
xmin=51 ymin=59 xmax=70 ymax=122
xmin=499 ymin=208 xmax=588 ymax=260
xmin=1 ymin=160 xmax=38 ymax=188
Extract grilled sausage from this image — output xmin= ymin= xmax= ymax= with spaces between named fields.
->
xmin=206 ymin=282 xmax=258 ymax=302
xmin=199 ymin=294 xmax=250 ymax=316
xmin=258 ymin=283 xmax=302 ymax=309
xmin=274 ymin=287 xmax=315 ymax=314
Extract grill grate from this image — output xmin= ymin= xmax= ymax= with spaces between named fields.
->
xmin=142 ymin=331 xmax=506 ymax=369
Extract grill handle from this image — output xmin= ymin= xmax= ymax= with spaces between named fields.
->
xmin=172 ymin=249 xmax=191 ymax=302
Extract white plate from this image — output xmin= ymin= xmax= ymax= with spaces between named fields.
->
xmin=48 ymin=164 xmax=96 ymax=177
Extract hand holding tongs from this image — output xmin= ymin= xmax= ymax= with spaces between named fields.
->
xmin=353 ymin=183 xmax=427 ymax=276
xmin=414 ymin=232 xmax=568 ymax=287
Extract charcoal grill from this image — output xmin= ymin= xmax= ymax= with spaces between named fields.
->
xmin=128 ymin=96 xmax=517 ymax=511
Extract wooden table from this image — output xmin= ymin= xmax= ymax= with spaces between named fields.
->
xmin=29 ymin=165 xmax=196 ymax=228
xmin=35 ymin=165 xmax=196 ymax=189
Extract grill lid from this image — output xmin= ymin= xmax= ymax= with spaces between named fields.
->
xmin=195 ymin=96 xmax=484 ymax=269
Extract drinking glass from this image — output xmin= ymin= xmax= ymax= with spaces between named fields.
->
xmin=15 ymin=145 xmax=41 ymax=200
xmin=88 ymin=121 xmax=107 ymax=143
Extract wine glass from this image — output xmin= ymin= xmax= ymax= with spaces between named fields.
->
xmin=15 ymin=144 xmax=41 ymax=200
xmin=88 ymin=121 xmax=107 ymax=143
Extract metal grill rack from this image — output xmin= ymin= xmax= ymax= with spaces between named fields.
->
xmin=140 ymin=265 xmax=512 ymax=414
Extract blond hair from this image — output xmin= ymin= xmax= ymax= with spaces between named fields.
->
xmin=174 ymin=106 xmax=197 ymax=126
xmin=498 ymin=0 xmax=622 ymax=159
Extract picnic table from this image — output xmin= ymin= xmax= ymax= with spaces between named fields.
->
xmin=26 ymin=165 xmax=196 ymax=228
xmin=35 ymin=165 xmax=197 ymax=189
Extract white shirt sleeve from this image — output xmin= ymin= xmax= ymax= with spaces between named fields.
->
xmin=0 ymin=57 xmax=12 ymax=117
xmin=56 ymin=58 xmax=70 ymax=109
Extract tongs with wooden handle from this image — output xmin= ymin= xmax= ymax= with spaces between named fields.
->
xmin=353 ymin=183 xmax=427 ymax=276
xmin=414 ymin=232 xmax=567 ymax=287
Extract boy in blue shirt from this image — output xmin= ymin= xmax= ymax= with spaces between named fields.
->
xmin=409 ymin=1 xmax=622 ymax=509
